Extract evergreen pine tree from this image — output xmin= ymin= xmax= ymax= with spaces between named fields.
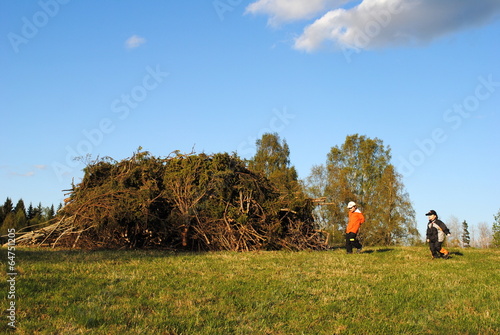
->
xmin=14 ymin=199 xmax=26 ymax=215
xmin=27 ymin=203 xmax=43 ymax=228
xmin=492 ymin=209 xmax=500 ymax=248
xmin=3 ymin=197 xmax=13 ymax=216
xmin=27 ymin=203 xmax=35 ymax=220
xmin=0 ymin=198 xmax=14 ymax=231
xmin=462 ymin=220 xmax=471 ymax=248
xmin=47 ymin=204 xmax=55 ymax=220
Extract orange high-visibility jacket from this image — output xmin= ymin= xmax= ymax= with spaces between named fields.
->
xmin=347 ymin=209 xmax=365 ymax=234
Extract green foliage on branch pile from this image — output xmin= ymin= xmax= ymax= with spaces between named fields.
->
xmin=56 ymin=149 xmax=324 ymax=250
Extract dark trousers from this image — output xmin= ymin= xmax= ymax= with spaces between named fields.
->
xmin=429 ymin=241 xmax=443 ymax=258
xmin=346 ymin=232 xmax=362 ymax=253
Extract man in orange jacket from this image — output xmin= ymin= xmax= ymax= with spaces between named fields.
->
xmin=346 ymin=201 xmax=365 ymax=254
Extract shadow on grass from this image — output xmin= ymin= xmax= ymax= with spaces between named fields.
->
xmin=4 ymin=247 xmax=186 ymax=264
xmin=328 ymin=247 xmax=395 ymax=254
xmin=450 ymin=251 xmax=464 ymax=256
xmin=361 ymin=248 xmax=394 ymax=254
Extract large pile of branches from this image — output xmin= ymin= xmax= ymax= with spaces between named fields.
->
xmin=21 ymin=150 xmax=325 ymax=251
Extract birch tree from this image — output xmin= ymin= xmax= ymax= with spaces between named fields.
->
xmin=315 ymin=134 xmax=419 ymax=246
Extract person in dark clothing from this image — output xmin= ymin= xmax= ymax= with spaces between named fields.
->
xmin=425 ymin=210 xmax=451 ymax=259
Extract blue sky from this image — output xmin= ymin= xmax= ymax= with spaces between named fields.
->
xmin=1 ymin=0 xmax=499 ymax=237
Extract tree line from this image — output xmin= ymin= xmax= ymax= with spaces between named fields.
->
xmin=447 ymin=216 xmax=500 ymax=249
xmin=0 ymin=198 xmax=60 ymax=243
xmin=4 ymin=133 xmax=499 ymax=250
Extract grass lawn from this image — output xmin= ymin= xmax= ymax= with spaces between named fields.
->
xmin=1 ymin=246 xmax=499 ymax=334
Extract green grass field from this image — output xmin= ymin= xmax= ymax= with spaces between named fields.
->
xmin=1 ymin=246 xmax=499 ymax=334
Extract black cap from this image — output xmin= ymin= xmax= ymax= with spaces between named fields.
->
xmin=425 ymin=210 xmax=437 ymax=216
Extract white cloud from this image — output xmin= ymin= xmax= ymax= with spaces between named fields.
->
xmin=125 ymin=34 xmax=146 ymax=49
xmin=247 ymin=0 xmax=500 ymax=51
xmin=11 ymin=171 xmax=35 ymax=177
xmin=5 ymin=165 xmax=46 ymax=177
xmin=246 ymin=0 xmax=350 ymax=26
